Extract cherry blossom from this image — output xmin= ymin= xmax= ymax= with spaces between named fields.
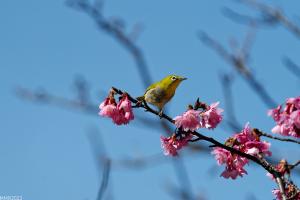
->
xmin=99 ymin=93 xmax=134 ymax=125
xmin=161 ymin=133 xmax=192 ymax=156
xmin=269 ymin=96 xmax=300 ymax=138
xmin=174 ymin=109 xmax=201 ymax=131
xmin=233 ymin=123 xmax=272 ymax=157
xmin=212 ymin=147 xmax=248 ymax=179
xmin=200 ymin=102 xmax=223 ymax=129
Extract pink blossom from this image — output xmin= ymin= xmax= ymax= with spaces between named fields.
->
xmin=268 ymin=96 xmax=300 ymax=138
xmin=99 ymin=97 xmax=119 ymax=119
xmin=99 ymin=94 xmax=134 ymax=125
xmin=211 ymin=123 xmax=272 ymax=179
xmin=244 ymin=141 xmax=271 ymax=156
xmin=161 ymin=134 xmax=192 ymax=156
xmin=117 ymin=95 xmax=134 ymax=122
xmin=174 ymin=109 xmax=201 ymax=131
xmin=267 ymin=160 xmax=289 ymax=180
xmin=211 ymin=147 xmax=231 ymax=165
xmin=268 ymin=105 xmax=282 ymax=122
xmin=233 ymin=123 xmax=255 ymax=143
xmin=221 ymin=165 xmax=248 ymax=179
xmin=266 ymin=172 xmax=275 ymax=180
xmin=211 ymin=147 xmax=248 ymax=179
xmin=290 ymin=110 xmax=300 ymax=129
xmin=160 ymin=136 xmax=178 ymax=156
xmin=272 ymin=185 xmax=300 ymax=200
xmin=200 ymin=102 xmax=223 ymax=129
xmin=234 ymin=123 xmax=272 ymax=157
xmin=272 ymin=189 xmax=283 ymax=200
xmin=286 ymin=97 xmax=300 ymax=112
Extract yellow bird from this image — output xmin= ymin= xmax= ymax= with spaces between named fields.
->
xmin=137 ymin=75 xmax=187 ymax=116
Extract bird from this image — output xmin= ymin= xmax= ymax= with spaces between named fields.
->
xmin=137 ymin=75 xmax=187 ymax=117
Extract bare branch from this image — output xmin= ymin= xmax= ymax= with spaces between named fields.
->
xmin=222 ymin=7 xmax=275 ymax=27
xmin=15 ymin=86 xmax=97 ymax=114
xmin=86 ymin=128 xmax=113 ymax=200
xmin=289 ymin=160 xmax=300 ymax=171
xmin=254 ymin=129 xmax=300 ymax=145
xmin=236 ymin=0 xmax=300 ymax=39
xmin=111 ymin=86 xmax=300 ymax=199
xmin=282 ymin=57 xmax=300 ymax=80
xmin=97 ymin=158 xmax=111 ymax=200
xmin=111 ymin=86 xmax=290 ymax=176
xmin=67 ymin=0 xmax=152 ymax=88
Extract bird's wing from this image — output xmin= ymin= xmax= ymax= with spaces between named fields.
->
xmin=144 ymin=81 xmax=159 ymax=94
xmin=136 ymin=81 xmax=159 ymax=101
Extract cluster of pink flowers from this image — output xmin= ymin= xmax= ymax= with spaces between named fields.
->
xmin=174 ymin=109 xmax=201 ymax=131
xmin=160 ymin=134 xmax=192 ymax=156
xmin=99 ymin=89 xmax=300 ymax=199
xmin=267 ymin=160 xmax=300 ymax=199
xmin=163 ymin=102 xmax=223 ymax=156
xmin=272 ymin=184 xmax=300 ymax=200
xmin=212 ymin=123 xmax=271 ymax=179
xmin=233 ymin=123 xmax=272 ymax=157
xmin=212 ymin=147 xmax=248 ymax=179
xmin=173 ymin=102 xmax=223 ymax=132
xmin=266 ymin=159 xmax=289 ymax=180
xmin=99 ymin=93 xmax=134 ymax=125
xmin=200 ymin=102 xmax=223 ymax=129
xmin=268 ymin=96 xmax=300 ymax=138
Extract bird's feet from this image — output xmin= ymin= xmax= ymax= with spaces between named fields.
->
xmin=158 ymin=110 xmax=163 ymax=119
xmin=135 ymin=100 xmax=143 ymax=107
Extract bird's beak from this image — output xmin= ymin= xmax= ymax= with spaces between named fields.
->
xmin=181 ymin=77 xmax=187 ymax=81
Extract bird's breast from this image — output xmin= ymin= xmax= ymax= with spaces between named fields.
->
xmin=144 ymin=87 xmax=167 ymax=109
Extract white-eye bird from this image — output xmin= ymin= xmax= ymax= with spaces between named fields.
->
xmin=137 ymin=75 xmax=187 ymax=116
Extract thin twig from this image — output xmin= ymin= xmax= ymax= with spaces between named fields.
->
xmin=198 ymin=31 xmax=277 ymax=108
xmin=282 ymin=57 xmax=300 ymax=80
xmin=225 ymin=0 xmax=300 ymax=40
xmin=97 ymin=159 xmax=111 ymax=200
xmin=240 ymin=0 xmax=300 ymax=39
xmin=15 ymin=86 xmax=97 ymax=113
xmin=67 ymin=0 xmax=152 ymax=88
xmin=289 ymin=160 xmax=300 ymax=171
xmin=87 ymin=128 xmax=113 ymax=200
xmin=222 ymin=6 xmax=276 ymax=27
xmin=112 ymin=87 xmax=175 ymax=123
xmin=254 ymin=129 xmax=300 ymax=145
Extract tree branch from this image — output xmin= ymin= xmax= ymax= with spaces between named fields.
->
xmin=253 ymin=129 xmax=300 ymax=145
xmin=67 ymin=0 xmax=152 ymax=88
xmin=282 ymin=57 xmax=300 ymax=81
xmin=198 ymin=31 xmax=277 ymax=108
xmin=111 ymin=86 xmax=291 ymax=200
xmin=289 ymin=160 xmax=300 ymax=171
xmin=240 ymin=0 xmax=300 ymax=39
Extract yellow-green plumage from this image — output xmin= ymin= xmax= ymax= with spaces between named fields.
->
xmin=137 ymin=75 xmax=187 ymax=115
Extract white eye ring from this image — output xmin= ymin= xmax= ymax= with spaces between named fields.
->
xmin=171 ymin=76 xmax=176 ymax=80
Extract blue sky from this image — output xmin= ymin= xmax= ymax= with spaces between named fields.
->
xmin=1 ymin=0 xmax=300 ymax=199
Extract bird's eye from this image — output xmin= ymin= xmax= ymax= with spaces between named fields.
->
xmin=171 ymin=76 xmax=177 ymax=81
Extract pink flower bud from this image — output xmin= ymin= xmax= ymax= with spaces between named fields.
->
xmin=99 ymin=94 xmax=134 ymax=125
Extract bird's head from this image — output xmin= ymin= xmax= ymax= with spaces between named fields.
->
xmin=160 ymin=74 xmax=187 ymax=91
